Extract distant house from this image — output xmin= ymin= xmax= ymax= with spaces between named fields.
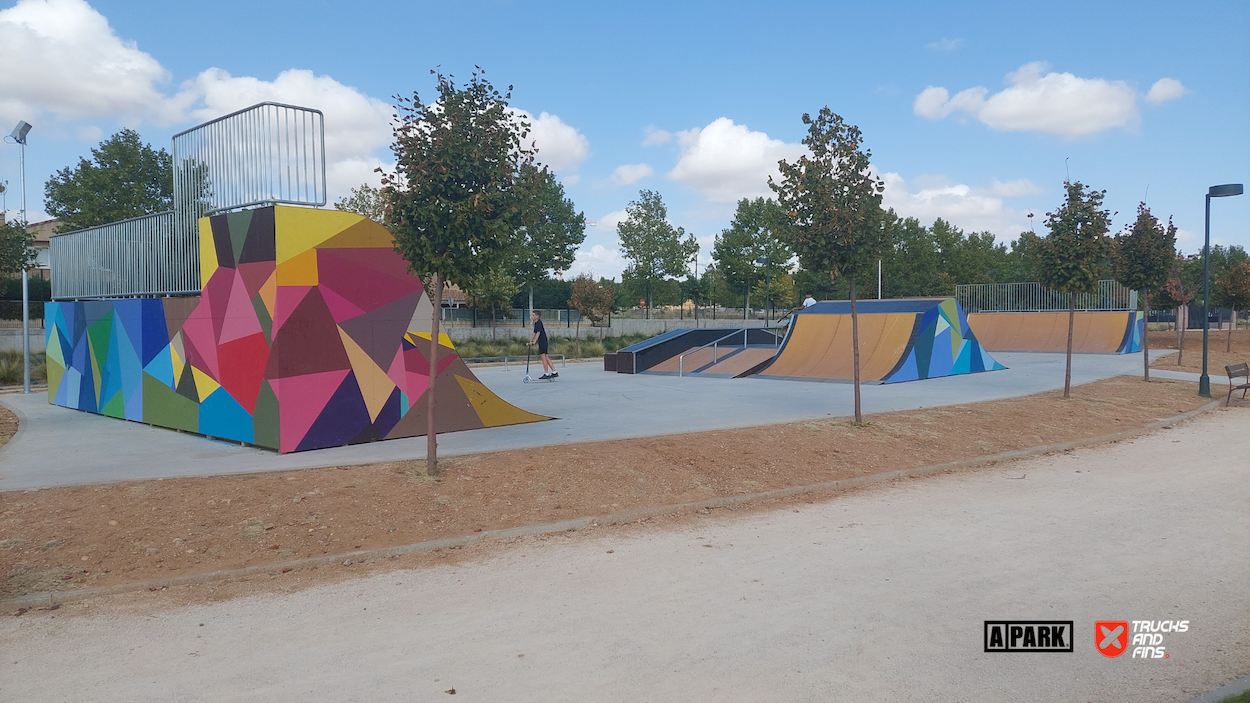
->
xmin=0 ymin=213 xmax=53 ymax=280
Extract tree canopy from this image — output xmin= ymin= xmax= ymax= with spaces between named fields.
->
xmin=334 ymin=183 xmax=388 ymax=224
xmin=1037 ymin=181 xmax=1112 ymax=296
xmin=0 ymin=219 xmax=36 ymax=276
xmin=616 ymin=189 xmax=697 ymax=313
xmin=1112 ymin=203 xmax=1177 ymax=381
xmin=509 ymin=163 xmax=585 ymax=288
xmin=44 ymin=129 xmax=173 ymax=232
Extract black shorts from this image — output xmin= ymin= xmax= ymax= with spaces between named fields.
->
xmin=537 ymin=339 xmax=548 ymax=354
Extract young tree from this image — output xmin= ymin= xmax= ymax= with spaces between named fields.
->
xmin=1216 ymin=261 xmax=1250 ymax=352
xmin=0 ymin=219 xmax=36 ymax=275
xmin=616 ymin=189 xmax=697 ymax=318
xmin=1037 ymin=181 xmax=1113 ymax=398
xmin=44 ymin=129 xmax=173 ymax=232
xmin=465 ymin=269 xmax=518 ymax=341
xmin=510 ymin=163 xmax=586 ymax=315
xmin=1162 ymin=262 xmax=1197 ymax=364
xmin=382 ymin=68 xmax=531 ymax=475
xmin=568 ymin=272 xmax=615 ymax=353
xmin=1112 ymin=203 xmax=1177 ymax=381
xmin=770 ymin=107 xmax=885 ymax=423
xmin=712 ymin=197 xmax=791 ymax=316
xmin=334 ymin=183 xmax=388 ymax=224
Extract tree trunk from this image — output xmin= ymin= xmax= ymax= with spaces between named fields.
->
xmin=528 ymin=285 xmax=534 ymax=322
xmin=1064 ymin=294 xmax=1075 ymax=399
xmin=744 ymin=286 xmax=750 ymax=321
xmin=850 ymin=275 xmax=862 ymax=424
xmin=1228 ymin=309 xmax=1235 ymax=352
xmin=1177 ymin=306 xmax=1185 ymax=366
xmin=427 ymin=272 xmax=442 ymax=476
xmin=575 ymin=318 xmax=581 ymax=358
xmin=491 ymin=304 xmax=497 ymax=342
xmin=1142 ymin=290 xmax=1150 ymax=382
xmin=646 ymin=280 xmax=651 ymax=320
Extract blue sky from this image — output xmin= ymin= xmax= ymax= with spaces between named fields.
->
xmin=1 ymin=0 xmax=1246 ymax=280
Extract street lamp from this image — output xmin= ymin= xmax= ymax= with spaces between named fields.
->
xmin=1198 ymin=183 xmax=1243 ymax=398
xmin=755 ymin=255 xmax=770 ymax=324
xmin=7 ymin=121 xmax=32 ymax=394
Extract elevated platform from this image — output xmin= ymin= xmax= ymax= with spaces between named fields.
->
xmin=966 ymin=311 xmax=1143 ymax=354
xmin=756 ymin=298 xmax=1005 ymax=384
xmin=613 ymin=327 xmax=781 ymax=374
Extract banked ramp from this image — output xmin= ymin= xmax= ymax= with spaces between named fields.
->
xmin=756 ymin=298 xmax=1004 ymax=384
xmin=966 ymin=311 xmax=1143 ymax=354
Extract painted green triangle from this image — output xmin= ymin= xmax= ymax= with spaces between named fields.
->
xmin=252 ymin=381 xmax=279 ymax=449
xmin=143 ymin=373 xmax=198 ymax=432
xmin=101 ymin=391 xmax=125 ymax=419
xmin=252 ymin=294 xmax=273 ymax=343
xmin=226 ymin=210 xmax=254 ymax=263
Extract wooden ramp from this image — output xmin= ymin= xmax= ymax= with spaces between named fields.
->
xmin=966 ymin=311 xmax=1143 ymax=354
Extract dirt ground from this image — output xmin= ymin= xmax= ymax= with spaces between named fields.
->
xmin=1148 ymin=329 xmax=1249 ymax=375
xmin=0 ymin=374 xmax=1216 ymax=602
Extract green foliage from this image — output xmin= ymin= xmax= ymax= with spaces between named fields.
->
xmin=510 ymin=164 xmax=586 ymax=286
xmin=568 ymin=273 xmax=614 ymax=324
xmin=0 ymin=350 xmax=45 ymax=385
xmin=770 ymin=107 xmax=886 ymax=283
xmin=1037 ymin=181 xmax=1112 ymax=296
xmin=616 ymin=189 xmax=698 ymax=308
xmin=44 ymin=129 xmax=173 ymax=232
xmin=618 ymin=272 xmax=682 ymax=308
xmin=334 ymin=183 xmax=388 ymax=224
xmin=1112 ymin=203 xmax=1176 ymax=302
xmin=0 ymin=220 xmax=36 ymax=276
xmin=1217 ymin=260 xmax=1250 ymax=314
xmin=464 ymin=268 xmax=519 ymax=321
xmin=753 ymin=271 xmax=797 ymax=311
xmin=510 ymin=277 xmax=573 ymax=309
xmin=712 ymin=197 xmax=791 ymax=292
xmin=1 ymin=276 xmax=50 ymax=300
xmin=383 ymin=69 xmax=530 ymax=289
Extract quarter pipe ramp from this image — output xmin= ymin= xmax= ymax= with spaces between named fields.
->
xmin=966 ymin=311 xmax=1143 ymax=354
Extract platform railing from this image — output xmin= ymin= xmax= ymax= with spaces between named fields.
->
xmin=955 ymin=280 xmax=1136 ymax=313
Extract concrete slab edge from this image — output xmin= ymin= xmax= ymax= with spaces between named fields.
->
xmin=2 ymin=399 xmax=1223 ymax=610
xmin=1185 ymin=674 xmax=1250 ymax=703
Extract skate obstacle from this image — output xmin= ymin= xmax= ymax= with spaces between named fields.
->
xmin=45 ymin=206 xmax=548 ymax=453
xmin=755 ymin=298 xmax=1005 ymax=384
xmin=965 ymin=311 xmax=1144 ymax=354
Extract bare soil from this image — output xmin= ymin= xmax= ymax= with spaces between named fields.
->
xmin=1148 ymin=329 xmax=1249 ymax=375
xmin=0 ymin=375 xmax=1213 ymax=602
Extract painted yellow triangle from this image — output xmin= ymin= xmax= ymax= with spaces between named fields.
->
xmin=338 ymin=326 xmax=397 ymax=422
xmin=199 ymin=217 xmax=219 ymax=288
xmin=171 ymin=334 xmax=185 ymax=381
xmin=409 ymin=331 xmax=456 ymax=349
xmin=259 ymin=271 xmax=277 ymax=317
xmin=274 ymin=206 xmax=362 ymax=264
xmin=191 ymin=366 xmax=221 ymax=401
xmin=454 ymin=375 xmax=550 ymax=427
xmin=275 ymin=246 xmax=318 ymax=286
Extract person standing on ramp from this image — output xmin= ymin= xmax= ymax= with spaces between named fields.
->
xmin=529 ymin=311 xmax=557 ymax=380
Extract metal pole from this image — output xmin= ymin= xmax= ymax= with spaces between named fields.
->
xmin=19 ymin=137 xmax=30 ymax=394
xmin=878 ymin=259 xmax=882 ymax=299
xmin=1199 ymin=194 xmax=1211 ymax=397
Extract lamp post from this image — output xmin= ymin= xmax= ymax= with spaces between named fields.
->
xmin=755 ymin=255 xmax=770 ymax=324
xmin=1198 ymin=183 xmax=1243 ymax=398
xmin=8 ymin=121 xmax=32 ymax=395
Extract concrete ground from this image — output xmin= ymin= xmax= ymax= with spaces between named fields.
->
xmin=2 ymin=407 xmax=1244 ymax=702
xmin=0 ymin=351 xmax=1220 ymax=491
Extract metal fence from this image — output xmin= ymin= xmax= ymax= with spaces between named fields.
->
xmin=955 ymin=280 xmax=1137 ymax=313
xmin=49 ymin=212 xmax=200 ymax=300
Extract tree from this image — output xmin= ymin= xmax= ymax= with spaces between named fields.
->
xmin=568 ymin=273 xmax=615 ymax=353
xmin=1112 ymin=203 xmax=1177 ymax=381
xmin=0 ymin=219 xmax=36 ymax=276
xmin=334 ymin=183 xmax=388 ymax=224
xmin=465 ymin=269 xmax=518 ymax=341
xmin=1216 ymin=260 xmax=1250 ymax=352
xmin=44 ymin=129 xmax=173 ymax=232
xmin=1161 ymin=260 xmax=1197 ymax=364
xmin=1037 ymin=181 xmax=1113 ymax=398
xmin=712 ymin=197 xmax=791 ymax=316
xmin=510 ymin=163 xmax=586 ymax=315
xmin=616 ymin=189 xmax=697 ymax=318
xmin=770 ymin=107 xmax=885 ymax=424
xmin=382 ymin=68 xmax=530 ymax=475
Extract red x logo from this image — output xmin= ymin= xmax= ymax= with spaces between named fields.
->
xmin=1096 ymin=621 xmax=1129 ymax=657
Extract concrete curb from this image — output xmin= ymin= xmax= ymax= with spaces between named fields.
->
xmin=1185 ymin=674 xmax=1250 ymax=703
xmin=1 ymin=399 xmax=1224 ymax=609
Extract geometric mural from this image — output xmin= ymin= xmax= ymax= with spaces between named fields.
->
xmin=880 ymin=298 xmax=1007 ymax=383
xmin=45 ymin=205 xmax=548 ymax=452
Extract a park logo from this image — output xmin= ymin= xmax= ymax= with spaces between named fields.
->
xmin=984 ymin=621 xmax=1074 ymax=652
xmin=1095 ymin=621 xmax=1130 ymax=658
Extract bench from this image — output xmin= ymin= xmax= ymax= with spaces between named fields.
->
xmin=1226 ymin=363 xmax=1250 ymax=406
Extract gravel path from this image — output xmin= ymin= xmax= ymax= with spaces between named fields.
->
xmin=2 ymin=408 xmax=1247 ymax=702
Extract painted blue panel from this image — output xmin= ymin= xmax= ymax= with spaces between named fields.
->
xmin=143 ymin=345 xmax=176 ymax=389
xmin=929 ymin=327 xmax=954 ymax=378
xmin=199 ymin=387 xmax=254 ymax=444
xmin=884 ymin=349 xmax=920 ymax=384
xmin=140 ymin=298 xmax=169 ymax=366
xmin=951 ymin=340 xmax=972 ymax=375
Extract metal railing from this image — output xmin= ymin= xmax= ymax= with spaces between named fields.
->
xmin=955 ymin=280 xmax=1137 ymax=313
xmin=678 ymin=328 xmax=781 ymax=377
xmin=49 ymin=212 xmax=199 ymax=300
xmin=173 ymin=103 xmax=326 ymax=245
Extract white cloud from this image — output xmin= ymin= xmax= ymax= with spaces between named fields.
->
xmin=926 ymin=37 xmax=962 ymax=51
xmin=567 ymin=244 xmax=625 ymax=281
xmin=0 ymin=0 xmax=177 ymax=127
xmin=1146 ymin=78 xmax=1186 ymax=105
xmin=562 ymin=174 xmax=581 ymax=186
xmin=880 ymin=172 xmax=1034 ymax=240
xmin=609 ymin=163 xmax=654 ymax=186
xmin=642 ymin=127 xmax=671 ymax=146
xmin=914 ymin=62 xmax=1140 ymax=137
xmin=595 ymin=209 xmax=628 ymax=232
xmin=176 ymin=68 xmax=393 ymax=199
xmin=667 ymin=117 xmax=806 ymax=203
xmin=513 ymin=110 xmax=589 ymax=172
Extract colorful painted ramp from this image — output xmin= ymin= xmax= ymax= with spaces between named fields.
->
xmin=45 ymin=206 xmax=548 ymax=453
xmin=756 ymin=298 xmax=1004 ymax=384
xmin=965 ymin=311 xmax=1143 ymax=354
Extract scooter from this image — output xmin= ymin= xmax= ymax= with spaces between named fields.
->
xmin=523 ymin=344 xmax=532 ymax=383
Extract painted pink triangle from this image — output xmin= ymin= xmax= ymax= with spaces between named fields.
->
xmin=404 ymin=371 xmax=430 ymax=404
xmin=218 ymin=270 xmax=264 ymax=345
xmin=271 ymin=285 xmax=312 ymax=334
xmin=385 ymin=346 xmax=406 ymax=390
xmin=180 ymin=300 xmax=220 ymax=380
xmin=270 ymin=370 xmax=351 ymax=453
xmin=319 ymin=284 xmax=367 ymax=323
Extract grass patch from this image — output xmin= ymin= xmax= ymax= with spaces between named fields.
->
xmin=454 ymin=332 xmax=650 ymax=361
xmin=0 ymin=349 xmax=46 ymax=385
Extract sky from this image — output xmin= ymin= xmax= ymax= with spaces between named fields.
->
xmin=0 ymin=0 xmax=1247 ymax=281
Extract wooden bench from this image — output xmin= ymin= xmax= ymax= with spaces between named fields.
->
xmin=1226 ymin=363 xmax=1250 ymax=406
